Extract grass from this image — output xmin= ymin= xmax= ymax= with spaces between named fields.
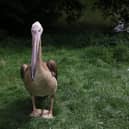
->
xmin=0 ymin=32 xmax=129 ymax=129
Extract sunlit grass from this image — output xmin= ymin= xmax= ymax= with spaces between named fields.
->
xmin=0 ymin=32 xmax=129 ymax=129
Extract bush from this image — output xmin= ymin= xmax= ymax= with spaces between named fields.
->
xmin=0 ymin=0 xmax=84 ymax=35
xmin=95 ymin=0 xmax=129 ymax=23
xmin=113 ymin=44 xmax=129 ymax=62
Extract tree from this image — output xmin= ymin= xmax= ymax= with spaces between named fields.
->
xmin=0 ymin=0 xmax=84 ymax=35
xmin=95 ymin=0 xmax=129 ymax=23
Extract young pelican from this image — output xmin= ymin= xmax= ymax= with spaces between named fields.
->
xmin=21 ymin=21 xmax=57 ymax=119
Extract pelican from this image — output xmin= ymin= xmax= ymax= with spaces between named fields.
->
xmin=21 ymin=21 xmax=57 ymax=119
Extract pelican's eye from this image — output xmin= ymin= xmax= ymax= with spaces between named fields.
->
xmin=31 ymin=29 xmax=36 ymax=34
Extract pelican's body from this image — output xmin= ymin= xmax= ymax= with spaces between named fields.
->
xmin=21 ymin=21 xmax=57 ymax=118
xmin=23 ymin=63 xmax=57 ymax=97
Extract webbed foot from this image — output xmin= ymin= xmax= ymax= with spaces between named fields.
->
xmin=30 ymin=109 xmax=42 ymax=117
xmin=41 ymin=109 xmax=53 ymax=119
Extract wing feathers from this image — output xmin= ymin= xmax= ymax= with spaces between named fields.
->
xmin=47 ymin=60 xmax=57 ymax=80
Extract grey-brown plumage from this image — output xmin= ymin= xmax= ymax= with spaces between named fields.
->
xmin=21 ymin=21 xmax=57 ymax=118
xmin=47 ymin=60 xmax=57 ymax=80
xmin=20 ymin=64 xmax=29 ymax=80
xmin=21 ymin=60 xmax=57 ymax=80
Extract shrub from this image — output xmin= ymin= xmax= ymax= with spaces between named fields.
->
xmin=113 ymin=44 xmax=129 ymax=62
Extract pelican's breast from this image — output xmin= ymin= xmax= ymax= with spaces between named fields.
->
xmin=24 ymin=65 xmax=57 ymax=96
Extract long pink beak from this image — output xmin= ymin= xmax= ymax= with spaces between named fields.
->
xmin=31 ymin=35 xmax=40 ymax=80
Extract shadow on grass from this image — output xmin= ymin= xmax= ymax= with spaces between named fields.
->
xmin=0 ymin=98 xmax=31 ymax=129
xmin=0 ymin=96 xmax=58 ymax=129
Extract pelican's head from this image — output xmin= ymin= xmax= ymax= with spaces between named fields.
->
xmin=31 ymin=21 xmax=43 ymax=80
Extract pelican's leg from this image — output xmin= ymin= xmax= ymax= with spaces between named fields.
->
xmin=49 ymin=95 xmax=54 ymax=116
xmin=30 ymin=96 xmax=42 ymax=117
xmin=41 ymin=95 xmax=54 ymax=119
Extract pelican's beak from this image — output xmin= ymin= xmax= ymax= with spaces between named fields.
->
xmin=31 ymin=33 xmax=40 ymax=80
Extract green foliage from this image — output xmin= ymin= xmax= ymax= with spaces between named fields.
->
xmin=95 ymin=0 xmax=129 ymax=23
xmin=0 ymin=0 xmax=84 ymax=34
xmin=113 ymin=44 xmax=129 ymax=62
xmin=84 ymin=47 xmax=114 ymax=64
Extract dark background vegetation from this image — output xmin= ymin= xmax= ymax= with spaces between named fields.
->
xmin=0 ymin=0 xmax=129 ymax=36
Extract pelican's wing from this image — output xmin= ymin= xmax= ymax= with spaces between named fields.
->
xmin=47 ymin=60 xmax=57 ymax=80
xmin=20 ymin=64 xmax=29 ymax=80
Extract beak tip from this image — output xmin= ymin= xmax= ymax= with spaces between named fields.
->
xmin=31 ymin=76 xmax=34 ymax=81
xmin=31 ymin=72 xmax=35 ymax=81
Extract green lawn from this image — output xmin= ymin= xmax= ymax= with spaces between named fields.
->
xmin=0 ymin=32 xmax=129 ymax=129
